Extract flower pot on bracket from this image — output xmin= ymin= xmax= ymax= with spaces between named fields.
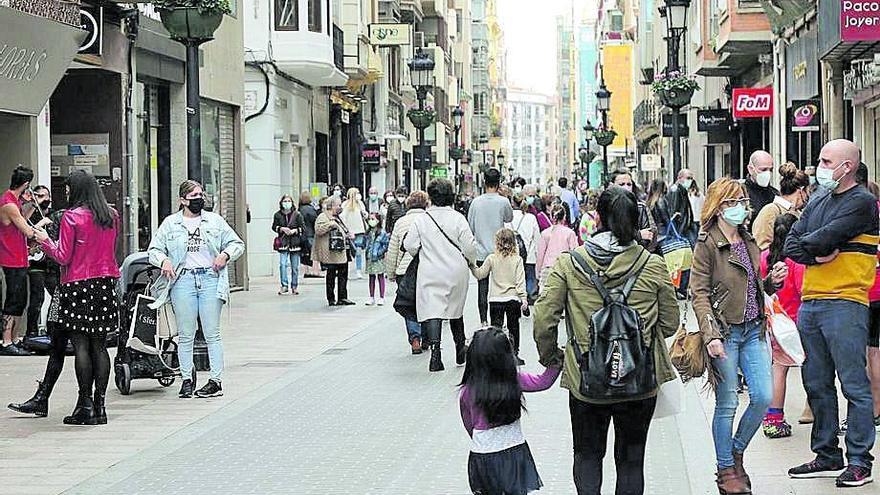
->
xmin=407 ymin=109 xmax=436 ymax=130
xmin=658 ymin=86 xmax=695 ymax=108
xmin=159 ymin=7 xmax=224 ymax=42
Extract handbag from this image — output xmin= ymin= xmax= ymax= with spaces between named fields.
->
xmin=329 ymin=228 xmax=348 ymax=252
xmin=764 ymin=294 xmax=805 ymax=366
xmin=668 ymin=309 xmax=710 ymax=384
xmin=653 ymin=367 xmax=685 ymax=419
xmin=660 ymin=222 xmax=693 ymax=288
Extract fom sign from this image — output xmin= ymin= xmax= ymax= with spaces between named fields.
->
xmin=732 ymin=88 xmax=774 ymax=119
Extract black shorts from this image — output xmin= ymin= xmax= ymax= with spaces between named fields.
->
xmin=2 ymin=266 xmax=28 ymax=316
xmin=870 ymin=302 xmax=880 ymax=348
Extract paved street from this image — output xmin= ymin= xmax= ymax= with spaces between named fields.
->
xmin=1 ymin=275 xmax=878 ymax=494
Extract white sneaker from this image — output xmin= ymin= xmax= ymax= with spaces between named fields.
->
xmin=377 ymin=297 xmax=385 ymax=306
xmin=366 ymin=297 xmax=375 ymax=306
xmin=356 ymin=271 xmax=364 ymax=280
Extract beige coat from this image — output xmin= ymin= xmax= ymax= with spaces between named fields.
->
xmin=471 ymin=253 xmax=527 ymax=302
xmin=386 ymin=208 xmax=424 ymax=278
xmin=312 ymin=212 xmax=349 ymax=265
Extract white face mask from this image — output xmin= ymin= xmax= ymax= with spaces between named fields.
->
xmin=681 ymin=179 xmax=693 ymax=190
xmin=755 ymin=170 xmax=772 ymax=188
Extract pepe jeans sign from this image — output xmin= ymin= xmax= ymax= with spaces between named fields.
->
xmin=732 ymin=88 xmax=774 ymax=119
xmin=842 ymin=0 xmax=880 ymax=41
xmin=0 ymin=7 xmax=86 ymax=115
xmin=697 ymin=109 xmax=731 ymax=132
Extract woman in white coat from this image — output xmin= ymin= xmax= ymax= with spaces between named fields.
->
xmin=404 ymin=179 xmax=477 ymax=372
xmin=508 ymin=195 xmax=541 ymax=304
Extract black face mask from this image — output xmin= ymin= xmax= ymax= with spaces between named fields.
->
xmin=38 ymin=200 xmax=51 ymax=210
xmin=186 ymin=198 xmax=205 ymax=215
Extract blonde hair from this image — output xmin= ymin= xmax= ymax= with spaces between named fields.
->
xmin=494 ymin=228 xmax=519 ymax=257
xmin=701 ymin=177 xmax=747 ymax=227
xmin=343 ymin=187 xmax=361 ymax=211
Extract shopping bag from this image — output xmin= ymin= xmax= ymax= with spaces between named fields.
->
xmin=660 ymin=223 xmax=693 ymax=288
xmin=764 ymin=294 xmax=805 ymax=366
xmin=654 ymin=369 xmax=685 ymax=419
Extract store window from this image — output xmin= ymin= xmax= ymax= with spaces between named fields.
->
xmin=308 ymin=0 xmax=322 ymax=32
xmin=275 ymin=0 xmax=299 ymax=30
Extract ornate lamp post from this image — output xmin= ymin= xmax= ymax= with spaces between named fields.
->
xmin=582 ymin=121 xmax=595 ymax=187
xmin=156 ymin=1 xmax=230 ymax=181
xmin=657 ymin=0 xmax=693 ymax=178
xmin=497 ymin=151 xmax=507 ymax=180
xmin=595 ymin=72 xmax=614 ymax=183
xmin=450 ymin=106 xmax=465 ymax=190
xmin=407 ymin=49 xmax=436 ymax=187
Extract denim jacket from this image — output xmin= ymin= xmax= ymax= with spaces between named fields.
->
xmin=147 ymin=211 xmax=245 ymax=307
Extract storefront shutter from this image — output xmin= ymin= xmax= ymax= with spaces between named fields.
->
xmin=218 ymin=106 xmax=241 ymax=287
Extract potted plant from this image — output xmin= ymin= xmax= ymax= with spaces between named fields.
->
xmin=652 ymin=70 xmax=700 ymax=107
xmin=152 ymin=0 xmax=231 ymax=42
xmin=448 ymin=145 xmax=465 ymax=160
xmin=594 ymin=128 xmax=617 ymax=147
xmin=407 ymin=105 xmax=436 ymax=130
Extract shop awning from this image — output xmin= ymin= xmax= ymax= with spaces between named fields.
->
xmin=0 ymin=6 xmax=86 ymax=116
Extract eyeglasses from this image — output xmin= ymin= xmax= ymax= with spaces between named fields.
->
xmin=721 ymin=198 xmax=750 ymax=207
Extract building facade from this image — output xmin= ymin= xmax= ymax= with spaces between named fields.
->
xmin=504 ymin=88 xmax=554 ymax=185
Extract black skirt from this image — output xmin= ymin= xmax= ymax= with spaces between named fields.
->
xmin=468 ymin=442 xmax=543 ymax=495
xmin=55 ymin=277 xmax=118 ymax=336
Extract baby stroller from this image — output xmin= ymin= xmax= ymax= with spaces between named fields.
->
xmin=114 ymin=252 xmax=189 ymax=395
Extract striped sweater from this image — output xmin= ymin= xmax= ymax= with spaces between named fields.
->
xmin=784 ymin=185 xmax=879 ymax=306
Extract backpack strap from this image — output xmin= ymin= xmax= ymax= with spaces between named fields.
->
xmin=569 ymin=249 xmax=611 ymax=303
xmin=620 ymin=253 xmax=651 ymax=299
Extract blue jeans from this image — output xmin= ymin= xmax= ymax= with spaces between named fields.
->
xmin=171 ymin=269 xmax=224 ymax=383
xmin=354 ymin=234 xmax=366 ymax=272
xmin=711 ymin=319 xmax=772 ymax=469
xmin=799 ymin=300 xmax=875 ymax=469
xmin=405 ymin=318 xmax=421 ymax=343
xmin=525 ymin=263 xmax=537 ymax=301
xmin=279 ymin=251 xmax=301 ymax=289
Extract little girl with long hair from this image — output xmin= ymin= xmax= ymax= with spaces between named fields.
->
xmin=472 ymin=229 xmax=529 ymax=364
xmin=460 ymin=327 xmax=560 ymax=495
xmin=364 ymin=212 xmax=389 ymax=306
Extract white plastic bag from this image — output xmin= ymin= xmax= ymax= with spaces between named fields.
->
xmin=764 ymin=294 xmax=805 ymax=366
xmin=654 ymin=369 xmax=685 ymax=419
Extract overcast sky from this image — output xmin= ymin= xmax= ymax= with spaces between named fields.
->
xmin=497 ymin=0 xmax=594 ymax=96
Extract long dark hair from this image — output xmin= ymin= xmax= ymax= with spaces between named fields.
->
xmin=66 ymin=170 xmax=114 ymax=229
xmin=596 ymin=186 xmax=639 ymax=245
xmin=459 ymin=327 xmax=524 ymax=427
xmin=768 ymin=213 xmax=798 ymax=267
xmin=646 ymin=178 xmax=667 ymax=209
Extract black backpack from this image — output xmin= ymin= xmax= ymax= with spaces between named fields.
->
xmin=514 ymin=216 xmax=528 ymax=262
xmin=565 ymin=249 xmax=656 ymax=400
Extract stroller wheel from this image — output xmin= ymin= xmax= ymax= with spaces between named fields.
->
xmin=115 ymin=363 xmax=132 ymax=395
xmin=158 ymin=376 xmax=175 ymax=387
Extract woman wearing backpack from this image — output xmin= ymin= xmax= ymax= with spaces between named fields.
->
xmin=534 ymin=187 xmax=680 ymax=495
xmin=691 ymin=178 xmax=788 ymax=495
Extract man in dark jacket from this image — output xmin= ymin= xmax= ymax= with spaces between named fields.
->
xmin=744 ymin=150 xmax=779 ymax=230
xmin=385 ymin=186 xmax=407 ymax=233
xmin=666 ymin=168 xmax=696 ymax=244
xmin=784 ymin=139 xmax=878 ymax=486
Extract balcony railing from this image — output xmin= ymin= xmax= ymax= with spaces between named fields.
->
xmin=634 ymin=99 xmax=659 ymax=134
xmin=333 ymin=24 xmax=345 ymax=72
xmin=8 ymin=0 xmax=80 ymax=27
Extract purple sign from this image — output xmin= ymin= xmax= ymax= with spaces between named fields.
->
xmin=842 ymin=0 xmax=880 ymax=41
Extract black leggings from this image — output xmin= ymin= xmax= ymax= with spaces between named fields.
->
xmin=40 ymin=324 xmax=69 ymax=396
xmin=421 ymin=317 xmax=466 ymax=349
xmin=70 ymin=332 xmax=110 ymax=398
xmin=325 ymin=263 xmax=349 ymax=303
xmin=570 ymin=394 xmax=657 ymax=495
xmin=490 ymin=301 xmax=521 ymax=354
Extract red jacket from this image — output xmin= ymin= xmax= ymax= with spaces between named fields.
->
xmin=41 ymin=207 xmax=120 ymax=284
xmin=760 ymin=250 xmax=804 ymax=323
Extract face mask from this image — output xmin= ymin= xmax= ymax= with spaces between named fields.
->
xmin=525 ymin=196 xmax=536 ymax=205
xmin=681 ymin=179 xmax=693 ymax=190
xmin=514 ymin=186 xmax=523 ymax=195
xmin=369 ymin=193 xmax=378 ymax=201
xmin=385 ymin=196 xmax=394 ymax=203
xmin=755 ymin=170 xmax=772 ymax=188
xmin=816 ymin=163 xmax=846 ymax=191
xmin=396 ymin=196 xmax=406 ymax=203
xmin=186 ymin=197 xmax=205 ymax=215
xmin=281 ymin=201 xmax=293 ymax=210
xmin=721 ymin=203 xmax=748 ymax=226
xmin=38 ymin=200 xmax=51 ymax=209
xmin=333 ymin=190 xmax=341 ymax=197
xmin=808 ymin=175 xmax=816 ymax=185
xmin=368 ymin=219 xmax=379 ymax=228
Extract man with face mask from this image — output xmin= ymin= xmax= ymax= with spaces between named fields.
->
xmin=385 ymin=186 xmax=408 ymax=233
xmin=784 ymin=139 xmax=879 ymax=487
xmin=666 ymin=168 xmax=696 ymax=245
xmin=744 ymin=150 xmax=780 ymax=231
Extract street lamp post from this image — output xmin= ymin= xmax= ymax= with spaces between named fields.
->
xmin=595 ymin=73 xmax=613 ymax=184
xmin=583 ymin=121 xmax=595 ymax=188
xmin=497 ymin=151 xmax=507 ymax=180
xmin=452 ymin=106 xmax=464 ymax=191
xmin=578 ymin=146 xmax=589 ymax=189
xmin=407 ymin=49 xmax=436 ymax=188
xmin=660 ymin=0 xmax=692 ymax=178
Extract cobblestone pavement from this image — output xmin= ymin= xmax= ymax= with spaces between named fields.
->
xmin=2 ymin=276 xmax=878 ymax=494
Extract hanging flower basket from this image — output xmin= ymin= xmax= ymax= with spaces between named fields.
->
xmin=407 ymin=108 xmax=436 ymax=130
xmin=154 ymin=0 xmax=231 ymax=42
xmin=594 ymin=129 xmax=617 ymax=147
xmin=652 ymin=71 xmax=699 ymax=108
xmin=448 ymin=145 xmax=465 ymax=160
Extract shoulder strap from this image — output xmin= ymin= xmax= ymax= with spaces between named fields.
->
xmin=569 ymin=249 xmax=611 ymax=302
xmin=620 ymin=252 xmax=651 ymax=298
xmin=570 ymin=248 xmax=650 ymax=302
xmin=426 ymin=212 xmax=465 ymax=258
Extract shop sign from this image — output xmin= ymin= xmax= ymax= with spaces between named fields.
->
xmin=732 ymin=88 xmax=773 ymax=119
xmin=0 ymin=7 xmax=87 ymax=116
xmin=430 ymin=166 xmax=448 ymax=178
xmin=79 ymin=6 xmax=102 ymax=55
xmin=362 ymin=143 xmax=382 ymax=168
xmin=661 ymin=114 xmax=689 ymax=137
xmin=413 ymin=145 xmax=432 ymax=170
xmin=368 ymin=24 xmax=411 ymax=46
xmin=697 ymin=109 xmax=731 ymax=132
xmin=791 ymin=99 xmax=821 ymax=132
xmin=841 ymin=0 xmax=880 ymax=41
xmin=641 ymin=154 xmax=661 ymax=171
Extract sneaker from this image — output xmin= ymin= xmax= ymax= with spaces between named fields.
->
xmin=337 ymin=299 xmax=356 ymax=306
xmin=365 ymin=297 xmax=375 ymax=306
xmin=763 ymin=417 xmax=793 ymax=439
xmin=836 ymin=465 xmax=873 ymax=487
xmin=411 ymin=338 xmax=423 ymax=355
xmin=194 ymin=379 xmax=223 ymax=398
xmin=179 ymin=379 xmax=194 ymax=399
xmin=789 ymin=458 xmax=846 ymax=479
xmin=377 ymin=297 xmax=384 ymax=306
xmin=356 ymin=271 xmax=364 ymax=280
xmin=1 ymin=343 xmax=30 ymax=356
xmin=278 ymin=287 xmax=289 ymax=295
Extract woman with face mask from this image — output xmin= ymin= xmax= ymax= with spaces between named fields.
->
xmin=751 ymin=162 xmax=810 ymax=251
xmin=147 ymin=180 xmax=245 ymax=400
xmin=340 ymin=188 xmax=368 ymax=279
xmin=272 ymin=195 xmax=305 ymax=295
xmin=690 ymin=177 xmax=788 ymax=495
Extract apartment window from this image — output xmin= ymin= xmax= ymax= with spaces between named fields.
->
xmin=309 ymin=0 xmax=322 ymax=32
xmin=276 ymin=0 xmax=299 ymax=30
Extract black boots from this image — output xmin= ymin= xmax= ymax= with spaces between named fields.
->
xmin=429 ymin=344 xmax=444 ymax=372
xmin=63 ymin=393 xmax=97 ymax=425
xmin=7 ymin=380 xmax=51 ymax=417
xmin=93 ymin=393 xmax=107 ymax=425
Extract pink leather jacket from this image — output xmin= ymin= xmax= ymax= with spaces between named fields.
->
xmin=41 ymin=207 xmax=120 ymax=284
